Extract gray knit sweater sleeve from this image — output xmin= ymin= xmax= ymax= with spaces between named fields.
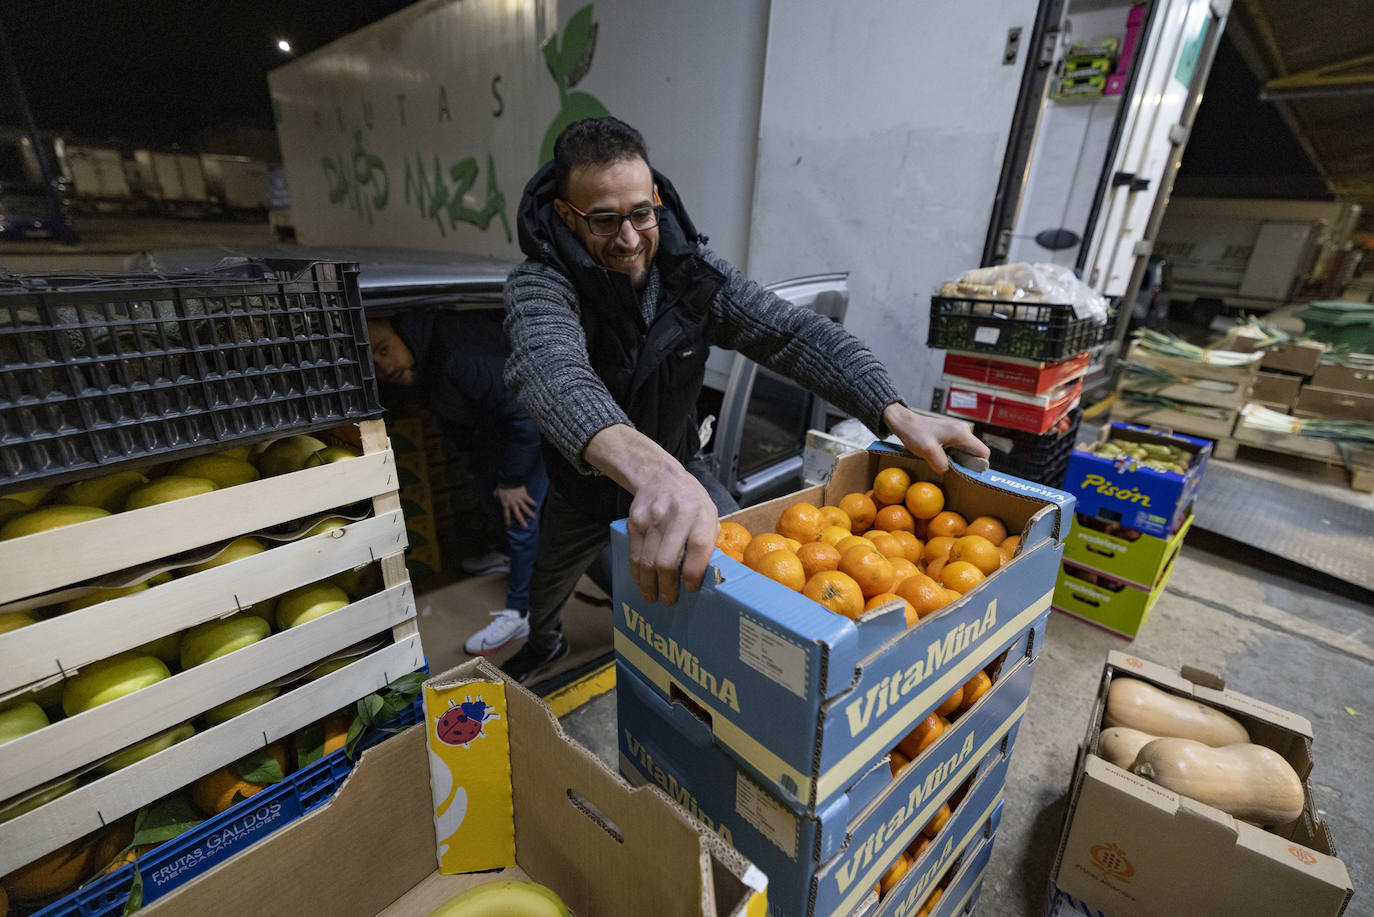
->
xmin=504 ymin=261 xmax=630 ymax=474
xmin=699 ymin=248 xmax=903 ymax=433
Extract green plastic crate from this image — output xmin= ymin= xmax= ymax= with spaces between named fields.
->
xmin=1299 ymin=301 xmax=1374 ymax=351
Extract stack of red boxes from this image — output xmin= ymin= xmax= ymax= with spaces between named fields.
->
xmin=941 ymin=351 xmax=1089 ymax=487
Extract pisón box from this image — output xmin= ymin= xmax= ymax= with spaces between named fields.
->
xmin=618 ymin=631 xmax=1039 ymax=917
xmin=140 ymin=658 xmax=765 ymax=917
xmin=612 ymin=445 xmax=1072 ymax=817
xmin=1063 ymin=423 xmax=1210 ymax=539
xmin=1051 ymin=652 xmax=1354 ymax=917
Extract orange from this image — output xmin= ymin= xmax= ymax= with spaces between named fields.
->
xmin=874 ymin=503 xmax=916 ymax=534
xmin=965 ymin=515 xmax=1007 ymax=545
xmin=838 ymin=544 xmax=896 ymax=597
xmin=803 ymin=570 xmax=865 ymax=618
xmin=867 ymin=532 xmax=906 ymax=561
xmin=951 ymin=535 xmax=1001 ymax=575
xmin=897 ymin=713 xmax=946 ymax=760
xmin=872 ymin=467 xmax=911 ymax=506
xmin=862 ymin=529 xmax=890 ymax=542
xmin=922 ymin=802 xmax=952 ymax=838
xmin=756 ymin=549 xmax=806 ymax=591
xmin=960 ymin=670 xmax=992 ymax=710
xmin=716 ymin=521 xmax=751 ymax=557
xmin=909 ymin=835 xmax=932 ymax=860
xmin=940 ymin=560 xmax=985 ymax=594
xmin=865 ymin=591 xmax=917 ymax=626
xmin=940 ymin=587 xmax=962 ymax=605
xmin=3 ymin=837 xmax=92 ymax=902
xmin=926 ymin=511 xmax=967 ymax=538
xmin=879 ymin=852 xmax=914 ymax=896
xmin=889 ymin=747 xmax=911 ymax=777
xmin=935 ymin=686 xmax=964 ymax=717
xmin=818 ymin=505 xmax=852 ymax=531
xmin=819 ymin=524 xmax=852 ymax=547
xmin=783 ymin=536 xmax=803 ymax=552
xmin=923 ymin=555 xmax=947 ymax=582
xmin=834 ymin=534 xmax=872 ymax=555
xmin=896 ymin=574 xmax=952 ymax=621
xmin=904 ymin=481 xmax=945 ymax=520
xmin=891 ymin=530 xmax=924 ymax=564
xmin=797 ymin=541 xmax=842 ymax=581
xmin=192 ymin=742 xmax=289 ymax=816
xmin=838 ymin=492 xmax=878 ymax=532
xmin=888 ymin=557 xmax=920 ymax=585
xmin=999 ymin=534 xmax=1021 ymax=563
xmin=744 ymin=532 xmax=792 ymax=569
xmin=777 ymin=502 xmax=824 ymax=544
xmin=915 ymin=888 xmax=944 ymax=917
xmin=923 ymin=535 xmax=956 ymax=566
xmin=913 ymin=516 xmax=929 ymax=540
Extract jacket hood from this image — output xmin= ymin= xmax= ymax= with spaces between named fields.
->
xmin=515 ymin=159 xmax=706 ymax=272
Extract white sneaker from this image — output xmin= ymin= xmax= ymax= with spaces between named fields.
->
xmin=461 ymin=551 xmax=511 ymax=576
xmin=464 ymin=609 xmax=530 ymax=655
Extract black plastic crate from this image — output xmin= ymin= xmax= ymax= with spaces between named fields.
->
xmin=0 ymin=260 xmax=382 ymax=489
xmin=979 ymin=408 xmax=1081 ymax=487
xmin=928 ymin=295 xmax=1101 ymax=362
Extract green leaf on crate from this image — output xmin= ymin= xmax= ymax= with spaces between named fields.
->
xmin=124 ymin=864 xmax=144 ymax=915
xmin=132 ymin=795 xmax=204 ymax=847
xmin=355 ymin=692 xmax=386 ymax=728
xmin=344 ymin=716 xmax=367 ymax=760
xmin=295 ymin=722 xmax=328 ymax=768
xmin=386 ymin=671 xmax=427 ymax=696
xmin=234 ymin=749 xmax=285 ymax=784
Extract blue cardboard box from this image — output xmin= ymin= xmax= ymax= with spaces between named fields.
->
xmin=915 ymin=806 xmax=1000 ymax=917
xmin=618 ymin=639 xmax=1038 ymax=917
xmin=1063 ymin=423 xmax=1210 ymax=538
xmin=613 ymin=446 xmax=1071 ymax=817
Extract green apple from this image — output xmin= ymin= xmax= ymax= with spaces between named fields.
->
xmin=182 ymin=536 xmax=268 ymax=575
xmin=124 ymin=476 xmax=218 ymax=511
xmin=302 ymin=516 xmax=349 ymax=537
xmin=276 ymin=582 xmax=350 ymax=630
xmin=135 ymin=632 xmax=183 ymax=666
xmin=5 ymin=486 xmax=53 ymax=508
xmin=0 ymin=610 xmax=36 ymax=633
xmin=179 ymin=615 xmax=271 ymax=669
xmin=331 ymin=564 xmax=381 ymax=601
xmin=1 ymin=504 xmax=110 ymax=540
xmin=62 ymin=581 xmax=149 ymax=613
xmin=173 ymin=454 xmax=261 ymax=488
xmin=0 ymin=497 xmax=30 ymax=525
xmin=219 ymin=446 xmax=252 ymax=460
xmin=61 ymin=470 xmax=149 ymax=513
xmin=96 ymin=721 xmax=195 ymax=775
xmin=63 ymin=653 xmax=171 ymax=716
xmin=306 ymin=657 xmax=355 ymax=681
xmin=204 ymin=686 xmax=279 ymax=725
xmin=0 ymin=777 xmax=78 ymax=824
xmin=303 ymin=446 xmax=361 ymax=467
xmin=254 ymin=434 xmax=329 ymax=477
xmin=0 ymin=700 xmax=49 ymax=745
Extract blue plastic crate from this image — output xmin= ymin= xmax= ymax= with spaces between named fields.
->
xmin=28 ymin=684 xmax=424 ymax=917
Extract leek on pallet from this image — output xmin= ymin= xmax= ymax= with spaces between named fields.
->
xmin=1118 ymin=390 xmax=1231 ymax=421
xmin=1120 ymin=362 xmax=1238 ymax=393
xmin=1240 ymin=404 xmax=1374 ymax=444
xmin=1132 ymin=329 xmax=1261 ymax=366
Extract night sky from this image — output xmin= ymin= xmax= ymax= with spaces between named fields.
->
xmin=1 ymin=1 xmax=413 ymax=146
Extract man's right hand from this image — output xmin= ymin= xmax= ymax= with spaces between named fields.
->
xmin=584 ymin=424 xmax=720 ymax=606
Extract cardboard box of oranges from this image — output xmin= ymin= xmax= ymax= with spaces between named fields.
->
xmin=611 ymin=444 xmax=1072 ymax=817
xmin=618 ymin=630 xmax=1031 ymax=917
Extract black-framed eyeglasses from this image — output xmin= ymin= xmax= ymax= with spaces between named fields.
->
xmin=562 ymin=190 xmax=663 ymax=236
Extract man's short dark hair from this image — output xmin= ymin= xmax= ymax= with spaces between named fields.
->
xmin=553 ymin=117 xmax=650 ymax=198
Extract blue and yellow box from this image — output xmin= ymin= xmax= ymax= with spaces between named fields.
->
xmin=613 ymin=445 xmax=1072 ymax=820
xmin=1063 ymin=423 xmax=1210 ymax=539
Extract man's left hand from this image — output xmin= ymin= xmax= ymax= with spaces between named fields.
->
xmin=494 ymin=484 xmax=538 ymax=527
xmin=882 ymin=403 xmax=990 ymax=473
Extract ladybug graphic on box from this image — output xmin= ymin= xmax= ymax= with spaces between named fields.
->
xmin=435 ymin=695 xmax=499 ymax=748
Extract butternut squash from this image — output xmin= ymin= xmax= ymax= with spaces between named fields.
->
xmin=1104 ymin=677 xmax=1250 ymax=746
xmin=1097 ymin=726 xmax=1157 ymax=770
xmin=1132 ymin=738 xmax=1305 ymax=826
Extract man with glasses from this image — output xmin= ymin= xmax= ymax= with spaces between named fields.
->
xmin=499 ymin=116 xmax=987 ymax=683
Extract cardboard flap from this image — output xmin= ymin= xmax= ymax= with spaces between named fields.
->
xmin=1176 ymin=794 xmax=1240 ymax=840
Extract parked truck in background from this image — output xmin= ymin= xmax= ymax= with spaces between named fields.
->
xmin=1154 ymin=196 xmax=1362 ymax=321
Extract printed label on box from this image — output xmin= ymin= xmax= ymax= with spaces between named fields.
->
xmin=974 ymin=326 xmax=1001 ymax=345
xmin=739 ymin=616 xmax=808 ymax=698
xmin=949 ymin=390 xmax=979 ymax=410
xmin=423 ymin=680 xmax=515 ymax=874
xmin=736 ymin=770 xmax=799 ymax=859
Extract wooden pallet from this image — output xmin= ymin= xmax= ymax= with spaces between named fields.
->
xmin=1119 ymin=342 xmax=1261 ymax=411
xmin=1231 ymin=421 xmax=1374 ymax=493
xmin=1107 ymin=399 xmax=1239 ymax=459
xmin=0 ymin=418 xmax=422 ymax=874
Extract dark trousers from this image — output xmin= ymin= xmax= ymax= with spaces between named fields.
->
xmin=524 ymin=457 xmax=738 ymax=652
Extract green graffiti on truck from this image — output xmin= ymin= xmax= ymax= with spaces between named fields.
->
xmin=540 ymin=4 xmax=611 ymax=165
xmin=321 ymin=129 xmax=389 ymax=222
xmin=403 ymin=151 xmax=511 ymax=241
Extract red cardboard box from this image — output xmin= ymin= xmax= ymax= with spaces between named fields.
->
xmin=943 ymin=351 xmax=1090 ymax=395
xmin=943 ymin=377 xmax=1082 ymax=434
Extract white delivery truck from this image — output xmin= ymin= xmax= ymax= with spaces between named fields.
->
xmin=200 ymin=154 xmax=272 ymax=216
xmin=1152 ymin=196 xmax=1362 ymax=319
xmin=61 ymin=145 xmax=134 ymax=212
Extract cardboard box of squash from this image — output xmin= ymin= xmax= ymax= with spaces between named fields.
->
xmin=1050 ymin=651 xmax=1353 ymax=917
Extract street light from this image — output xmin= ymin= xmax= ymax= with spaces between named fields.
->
xmin=277 ymin=39 xmax=292 ymax=53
